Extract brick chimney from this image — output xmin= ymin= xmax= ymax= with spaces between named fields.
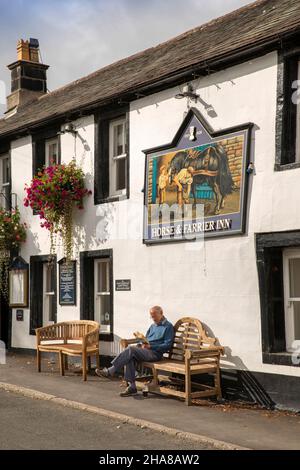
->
xmin=5 ymin=38 xmax=49 ymax=116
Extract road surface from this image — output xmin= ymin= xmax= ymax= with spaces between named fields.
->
xmin=0 ymin=390 xmax=212 ymax=450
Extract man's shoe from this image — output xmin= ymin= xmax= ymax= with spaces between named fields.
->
xmin=95 ymin=367 xmax=110 ymax=378
xmin=120 ymin=385 xmax=138 ymax=397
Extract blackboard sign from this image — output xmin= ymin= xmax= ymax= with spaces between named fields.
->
xmin=59 ymin=260 xmax=76 ymax=305
xmin=115 ymin=279 xmax=131 ymax=291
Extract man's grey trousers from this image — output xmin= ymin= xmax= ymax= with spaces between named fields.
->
xmin=111 ymin=345 xmax=161 ymax=383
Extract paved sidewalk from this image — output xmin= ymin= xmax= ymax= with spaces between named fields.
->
xmin=1 ymin=352 xmax=300 ymax=450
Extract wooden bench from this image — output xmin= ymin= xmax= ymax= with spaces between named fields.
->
xmin=121 ymin=317 xmax=224 ymax=405
xmin=36 ymin=320 xmax=100 ymax=381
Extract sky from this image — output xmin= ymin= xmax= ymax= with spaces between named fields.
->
xmin=0 ymin=0 xmax=252 ymax=115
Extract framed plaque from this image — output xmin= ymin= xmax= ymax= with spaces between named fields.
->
xmin=115 ymin=279 xmax=131 ymax=291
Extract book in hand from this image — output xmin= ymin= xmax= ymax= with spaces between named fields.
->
xmin=133 ymin=331 xmax=150 ymax=345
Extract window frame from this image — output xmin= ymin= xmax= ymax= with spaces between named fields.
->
xmin=0 ymin=152 xmax=11 ymax=210
xmin=94 ymin=258 xmax=112 ymax=334
xmin=256 ymin=231 xmax=300 ymax=367
xmin=30 ymin=255 xmax=57 ymax=335
xmin=32 ymin=125 xmax=61 ymax=177
xmin=45 ymin=136 xmax=59 ymax=167
xmin=80 ymin=249 xmax=113 ymax=341
xmin=94 ymin=106 xmax=129 ymax=205
xmin=108 ymin=116 xmax=128 ymax=198
xmin=42 ymin=261 xmax=56 ymax=325
xmin=282 ymin=248 xmax=300 ymax=352
xmin=275 ymin=45 xmax=300 ymax=170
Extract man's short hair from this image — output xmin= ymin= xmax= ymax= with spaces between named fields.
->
xmin=150 ymin=306 xmax=163 ymax=315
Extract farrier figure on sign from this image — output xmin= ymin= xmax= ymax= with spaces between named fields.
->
xmin=167 ymin=145 xmax=234 ymax=214
xmin=173 ymin=166 xmax=195 ymax=206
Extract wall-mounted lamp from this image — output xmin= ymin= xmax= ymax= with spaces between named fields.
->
xmin=57 ymin=123 xmax=78 ymax=136
xmin=9 ymin=256 xmax=29 ymax=308
xmin=175 ymin=84 xmax=199 ymax=101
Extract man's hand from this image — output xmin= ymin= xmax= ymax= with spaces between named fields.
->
xmin=142 ymin=343 xmax=151 ymax=349
xmin=173 ymin=176 xmax=182 ymax=190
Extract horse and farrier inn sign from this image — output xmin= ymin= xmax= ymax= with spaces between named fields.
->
xmin=143 ymin=108 xmax=253 ymax=244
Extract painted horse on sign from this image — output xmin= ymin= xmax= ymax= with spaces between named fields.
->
xmin=168 ymin=143 xmax=234 ymax=214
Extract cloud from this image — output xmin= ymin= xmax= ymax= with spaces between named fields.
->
xmin=0 ymin=0 xmax=251 ymax=115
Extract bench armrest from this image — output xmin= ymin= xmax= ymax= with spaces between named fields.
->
xmin=185 ymin=346 xmax=224 ymax=360
xmin=199 ymin=345 xmax=225 ymax=355
xmin=35 ymin=324 xmax=61 ymax=345
xmin=35 ymin=324 xmax=54 ymax=334
xmin=84 ymin=328 xmax=100 ymax=348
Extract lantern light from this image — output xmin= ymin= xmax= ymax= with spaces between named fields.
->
xmin=8 ymin=256 xmax=29 ymax=308
xmin=175 ymin=84 xmax=199 ymax=101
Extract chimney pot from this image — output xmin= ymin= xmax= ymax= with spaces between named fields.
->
xmin=29 ymin=38 xmax=40 ymax=63
xmin=17 ymin=39 xmax=30 ymax=61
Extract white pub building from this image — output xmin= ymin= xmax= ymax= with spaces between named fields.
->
xmin=1 ymin=0 xmax=300 ymax=410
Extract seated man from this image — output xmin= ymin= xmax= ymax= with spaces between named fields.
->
xmin=95 ymin=306 xmax=174 ymax=397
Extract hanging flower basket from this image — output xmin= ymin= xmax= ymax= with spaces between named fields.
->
xmin=0 ymin=207 xmax=27 ymax=299
xmin=24 ymin=161 xmax=91 ymax=261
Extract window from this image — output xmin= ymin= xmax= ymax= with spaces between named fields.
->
xmin=256 ymin=231 xmax=300 ymax=366
xmin=109 ymin=117 xmax=127 ymax=197
xmin=282 ymin=55 xmax=299 ymax=165
xmin=43 ymin=262 xmax=56 ymax=325
xmin=32 ymin=126 xmax=61 ymax=176
xmin=295 ymin=60 xmax=300 ymax=163
xmin=283 ymin=249 xmax=300 ymax=351
xmin=45 ymin=137 xmax=59 ymax=167
xmin=94 ymin=107 xmax=129 ymax=204
xmin=80 ymin=249 xmax=113 ymax=340
xmin=30 ymin=255 xmax=57 ymax=334
xmin=276 ymin=48 xmax=300 ymax=167
xmin=0 ymin=154 xmax=10 ymax=209
xmin=94 ymin=258 xmax=111 ymax=333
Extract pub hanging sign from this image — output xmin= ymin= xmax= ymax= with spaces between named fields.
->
xmin=142 ymin=107 xmax=253 ymax=244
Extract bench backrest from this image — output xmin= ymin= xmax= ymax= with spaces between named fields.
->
xmin=37 ymin=321 xmax=99 ymax=343
xmin=63 ymin=321 xmax=98 ymax=340
xmin=168 ymin=317 xmax=218 ymax=361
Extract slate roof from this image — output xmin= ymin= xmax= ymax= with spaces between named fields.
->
xmin=0 ymin=0 xmax=300 ymax=139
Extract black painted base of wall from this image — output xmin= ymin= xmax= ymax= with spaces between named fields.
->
xmin=9 ymin=347 xmax=36 ymax=355
xmin=219 ymin=369 xmax=300 ymax=412
xmin=8 ymin=349 xmax=300 ymax=412
xmin=252 ymin=371 xmax=300 ymax=412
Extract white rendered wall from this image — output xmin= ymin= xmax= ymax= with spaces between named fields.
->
xmin=10 ymin=51 xmax=300 ymax=378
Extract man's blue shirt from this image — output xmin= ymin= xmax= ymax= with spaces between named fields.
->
xmin=146 ymin=318 xmax=174 ymax=356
